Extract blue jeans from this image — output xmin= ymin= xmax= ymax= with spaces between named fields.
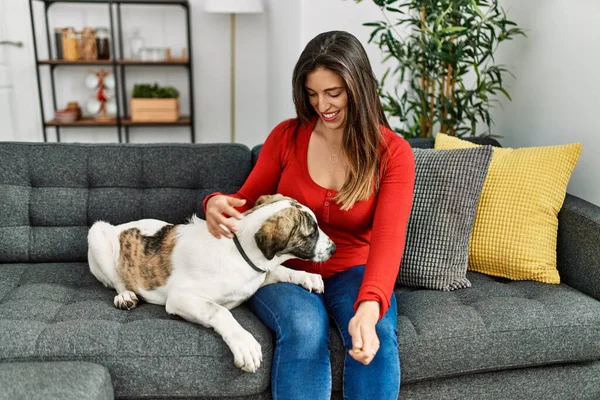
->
xmin=248 ymin=265 xmax=400 ymax=400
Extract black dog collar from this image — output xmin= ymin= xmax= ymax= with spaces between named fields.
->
xmin=232 ymin=233 xmax=266 ymax=274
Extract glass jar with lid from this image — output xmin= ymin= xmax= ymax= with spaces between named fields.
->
xmin=96 ymin=28 xmax=111 ymax=60
xmin=62 ymin=27 xmax=79 ymax=61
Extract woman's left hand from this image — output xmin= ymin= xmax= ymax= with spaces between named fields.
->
xmin=348 ymin=300 xmax=380 ymax=365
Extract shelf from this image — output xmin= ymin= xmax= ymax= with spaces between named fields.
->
xmin=45 ymin=116 xmax=191 ymax=127
xmin=31 ymin=0 xmax=195 ymax=142
xmin=119 ymin=59 xmax=189 ymax=66
xmin=36 ymin=0 xmax=188 ymax=5
xmin=38 ymin=59 xmax=189 ymax=66
xmin=39 ymin=59 xmax=113 ymax=65
xmin=46 ymin=117 xmax=117 ymax=126
xmin=122 ymin=116 xmax=191 ymax=126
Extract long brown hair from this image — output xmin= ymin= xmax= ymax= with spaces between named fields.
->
xmin=292 ymin=30 xmax=389 ymax=210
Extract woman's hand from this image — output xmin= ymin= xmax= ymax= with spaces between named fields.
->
xmin=348 ymin=300 xmax=380 ymax=365
xmin=205 ymin=195 xmax=246 ymax=239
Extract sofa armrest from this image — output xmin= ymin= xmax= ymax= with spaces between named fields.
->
xmin=557 ymin=194 xmax=600 ymax=300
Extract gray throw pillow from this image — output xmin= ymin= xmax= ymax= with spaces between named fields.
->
xmin=398 ymin=146 xmax=493 ymax=290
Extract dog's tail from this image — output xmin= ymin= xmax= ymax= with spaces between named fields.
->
xmin=87 ymin=221 xmax=121 ymax=289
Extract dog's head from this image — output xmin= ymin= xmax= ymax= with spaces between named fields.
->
xmin=251 ymin=194 xmax=336 ymax=262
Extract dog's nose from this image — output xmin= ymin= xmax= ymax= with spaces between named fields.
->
xmin=328 ymin=241 xmax=336 ymax=256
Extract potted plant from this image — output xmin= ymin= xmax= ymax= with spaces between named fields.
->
xmin=355 ymin=0 xmax=525 ymax=138
xmin=131 ymin=83 xmax=180 ymax=122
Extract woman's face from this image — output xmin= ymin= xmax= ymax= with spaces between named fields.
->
xmin=305 ymin=67 xmax=348 ymax=132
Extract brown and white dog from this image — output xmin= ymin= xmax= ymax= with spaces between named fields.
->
xmin=87 ymin=194 xmax=336 ymax=372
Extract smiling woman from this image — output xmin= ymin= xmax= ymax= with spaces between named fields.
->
xmin=204 ymin=30 xmax=415 ymax=400
xmin=292 ymin=31 xmax=390 ymax=212
xmin=305 ymin=67 xmax=350 ymax=192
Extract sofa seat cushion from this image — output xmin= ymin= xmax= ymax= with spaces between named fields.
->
xmin=0 ymin=361 xmax=113 ymax=400
xmin=0 ymin=263 xmax=272 ymax=398
xmin=394 ymin=271 xmax=600 ymax=382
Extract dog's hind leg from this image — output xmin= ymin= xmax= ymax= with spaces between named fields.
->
xmin=88 ymin=221 xmax=139 ymax=310
xmin=263 ymin=265 xmax=325 ymax=293
xmin=88 ymin=221 xmax=122 ymax=288
xmin=165 ymin=292 xmax=262 ymax=373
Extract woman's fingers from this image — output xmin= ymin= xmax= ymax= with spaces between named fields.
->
xmin=347 ymin=316 xmax=380 ymax=365
xmin=228 ymin=198 xmax=247 ymax=218
xmin=360 ymin=325 xmax=379 ymax=365
xmin=348 ymin=317 xmax=368 ymax=363
xmin=208 ymin=214 xmax=234 ymax=238
xmin=224 ymin=205 xmax=244 ymax=223
xmin=213 ymin=196 xmax=245 ymax=223
xmin=207 ymin=219 xmax=224 ymax=239
xmin=206 ymin=195 xmax=246 ymax=239
xmin=349 ymin=318 xmax=363 ymax=354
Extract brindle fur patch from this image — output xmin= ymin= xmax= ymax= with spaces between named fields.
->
xmin=254 ymin=206 xmax=317 ymax=260
xmin=118 ymin=224 xmax=177 ymax=292
xmin=243 ymin=194 xmax=301 ymax=217
xmin=285 ymin=211 xmax=318 ymax=260
xmin=256 ymin=194 xmax=287 ymax=207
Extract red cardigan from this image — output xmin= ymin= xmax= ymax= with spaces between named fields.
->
xmin=204 ymin=118 xmax=415 ymax=319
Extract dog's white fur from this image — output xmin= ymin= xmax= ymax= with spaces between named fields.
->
xmin=87 ymin=195 xmax=335 ymax=372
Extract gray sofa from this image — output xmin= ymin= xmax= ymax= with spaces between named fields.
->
xmin=1 ymin=139 xmax=599 ymax=400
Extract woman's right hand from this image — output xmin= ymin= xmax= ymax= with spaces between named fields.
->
xmin=205 ymin=195 xmax=246 ymax=239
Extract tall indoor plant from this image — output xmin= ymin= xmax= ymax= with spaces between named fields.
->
xmin=355 ymin=0 xmax=524 ymax=138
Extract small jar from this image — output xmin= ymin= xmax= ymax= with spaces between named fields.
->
xmin=140 ymin=47 xmax=152 ymax=61
xmin=129 ymin=28 xmax=145 ymax=60
xmin=80 ymin=27 xmax=97 ymax=60
xmin=153 ymin=48 xmax=167 ymax=61
xmin=54 ymin=28 xmax=64 ymax=59
xmin=62 ymin=27 xmax=79 ymax=61
xmin=66 ymin=101 xmax=82 ymax=120
xmin=96 ymin=28 xmax=111 ymax=60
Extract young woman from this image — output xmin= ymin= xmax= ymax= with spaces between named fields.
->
xmin=204 ymin=30 xmax=415 ymax=400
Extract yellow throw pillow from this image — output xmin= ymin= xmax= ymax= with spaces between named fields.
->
xmin=434 ymin=133 xmax=582 ymax=284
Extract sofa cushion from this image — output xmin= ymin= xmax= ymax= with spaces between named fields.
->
xmin=392 ymin=271 xmax=600 ymax=383
xmin=4 ymin=263 xmax=595 ymax=396
xmin=397 ymin=146 xmax=492 ymax=290
xmin=0 ymin=263 xmax=273 ymax=398
xmin=435 ymin=134 xmax=582 ymax=284
xmin=0 ymin=143 xmax=252 ymax=264
xmin=399 ymin=362 xmax=600 ymax=400
xmin=0 ymin=361 xmax=114 ymax=400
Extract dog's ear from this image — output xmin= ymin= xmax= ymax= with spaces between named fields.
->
xmin=254 ymin=208 xmax=298 ymax=260
xmin=255 ymin=194 xmax=286 ymax=207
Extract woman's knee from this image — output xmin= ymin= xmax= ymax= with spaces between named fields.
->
xmin=249 ymin=283 xmax=329 ymax=352
xmin=278 ymin=304 xmax=329 ymax=353
xmin=376 ymin=312 xmax=398 ymax=356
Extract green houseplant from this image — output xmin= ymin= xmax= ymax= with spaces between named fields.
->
xmin=132 ymin=84 xmax=180 ymax=99
xmin=355 ymin=0 xmax=524 ymax=138
xmin=131 ymin=83 xmax=180 ymax=122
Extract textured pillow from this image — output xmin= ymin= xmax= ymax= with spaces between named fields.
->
xmin=435 ymin=133 xmax=582 ymax=284
xmin=398 ymin=146 xmax=493 ymax=290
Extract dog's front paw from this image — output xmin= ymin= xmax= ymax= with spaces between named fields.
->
xmin=298 ymin=272 xmax=324 ymax=294
xmin=114 ymin=291 xmax=139 ymax=310
xmin=225 ymin=329 xmax=262 ymax=373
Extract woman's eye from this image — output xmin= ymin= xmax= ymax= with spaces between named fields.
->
xmin=329 ymin=92 xmax=341 ymax=98
xmin=308 ymin=92 xmax=317 ymax=97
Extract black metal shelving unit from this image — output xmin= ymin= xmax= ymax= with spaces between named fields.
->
xmin=29 ymin=0 xmax=195 ymax=143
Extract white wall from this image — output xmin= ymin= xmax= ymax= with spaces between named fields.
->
xmin=301 ymin=0 xmax=600 ymax=206
xmin=7 ymin=0 xmax=275 ymax=146
xmin=489 ymin=0 xmax=600 ymax=206
xmin=4 ymin=0 xmax=381 ymax=147
xmin=4 ymin=0 xmax=600 ymax=205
